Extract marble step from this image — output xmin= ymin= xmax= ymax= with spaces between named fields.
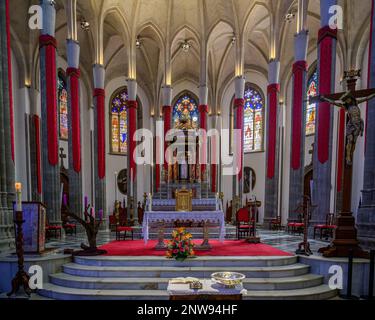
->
xmin=49 ymin=273 xmax=324 ymax=291
xmin=62 ymin=263 xmax=310 ymax=279
xmin=73 ymin=256 xmax=298 ymax=267
xmin=38 ymin=283 xmax=337 ymax=300
xmin=243 ymin=285 xmax=338 ymax=300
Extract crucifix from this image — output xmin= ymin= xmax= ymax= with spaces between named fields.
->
xmin=310 ymin=69 xmax=375 ymax=258
xmin=59 ymin=147 xmax=67 ymax=169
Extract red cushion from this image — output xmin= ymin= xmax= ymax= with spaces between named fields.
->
xmin=294 ymin=223 xmax=304 ymax=227
xmin=288 ymin=223 xmax=296 ymax=227
xmin=117 ymin=227 xmax=133 ymax=232
xmin=239 ymin=225 xmax=253 ymax=229
xmin=64 ymin=224 xmax=76 ymax=228
xmin=315 ymin=225 xmax=336 ymax=229
xmin=47 ymin=226 xmax=62 ymax=230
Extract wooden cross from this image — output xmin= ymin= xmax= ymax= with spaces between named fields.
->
xmin=59 ymin=147 xmax=67 ymax=168
xmin=310 ymin=70 xmax=375 ymax=212
xmin=310 ymin=69 xmax=374 ymax=258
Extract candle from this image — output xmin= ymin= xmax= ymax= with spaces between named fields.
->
xmin=15 ymin=183 xmax=22 ymax=211
xmin=99 ymin=209 xmax=103 ymax=221
xmin=63 ymin=194 xmax=67 ymax=206
xmin=84 ymin=196 xmax=88 ymax=208
xmin=91 ymin=207 xmax=94 ymax=218
xmin=114 ymin=172 xmax=118 ymax=201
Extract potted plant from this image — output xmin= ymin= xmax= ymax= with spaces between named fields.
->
xmin=166 ymin=227 xmax=195 ymax=261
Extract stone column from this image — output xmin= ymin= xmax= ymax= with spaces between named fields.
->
xmin=311 ymin=0 xmax=337 ymax=227
xmin=357 ymin=0 xmax=375 ymax=249
xmin=93 ymin=64 xmax=106 ymax=218
xmin=199 ymin=85 xmax=208 ymax=182
xmin=234 ymin=76 xmax=245 ymax=201
xmin=264 ymin=60 xmax=281 ymax=227
xmin=162 ymin=86 xmax=173 ymax=182
xmin=127 ymin=79 xmax=138 ymax=221
xmin=289 ymin=31 xmax=309 ymax=218
xmin=39 ymin=0 xmax=61 ymax=225
xmin=67 ymin=40 xmax=82 ymax=216
xmin=0 ymin=0 xmax=15 ymax=250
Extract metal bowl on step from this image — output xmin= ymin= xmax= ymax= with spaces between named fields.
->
xmin=211 ymin=272 xmax=245 ymax=288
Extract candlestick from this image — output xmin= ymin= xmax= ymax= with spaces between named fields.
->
xmin=15 ymin=183 xmax=22 ymax=212
xmin=130 ymin=169 xmax=133 ymax=196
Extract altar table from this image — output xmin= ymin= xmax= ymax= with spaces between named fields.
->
xmin=142 ymin=211 xmax=225 ymax=249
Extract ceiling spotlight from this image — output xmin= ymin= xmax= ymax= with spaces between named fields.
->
xmin=285 ymin=11 xmax=296 ymax=23
xmin=136 ymin=37 xmax=142 ymax=49
xmin=80 ymin=19 xmax=90 ymax=31
xmin=181 ymin=40 xmax=192 ymax=53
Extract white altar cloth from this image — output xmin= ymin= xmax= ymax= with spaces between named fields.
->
xmin=142 ymin=211 xmax=225 ymax=244
xmin=167 ymin=279 xmax=247 ymax=296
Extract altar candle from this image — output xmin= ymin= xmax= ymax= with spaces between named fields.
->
xmin=99 ymin=209 xmax=103 ymax=220
xmin=91 ymin=207 xmax=94 ymax=218
xmin=15 ymin=183 xmax=22 ymax=211
xmin=63 ymin=193 xmax=67 ymax=206
xmin=84 ymin=196 xmax=88 ymax=208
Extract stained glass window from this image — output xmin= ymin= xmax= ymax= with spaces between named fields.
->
xmin=306 ymin=69 xmax=318 ymax=136
xmin=110 ymin=88 xmax=128 ymax=154
xmin=243 ymin=85 xmax=264 ymax=152
xmin=58 ymin=74 xmax=68 ymax=140
xmin=173 ymin=93 xmax=199 ymax=129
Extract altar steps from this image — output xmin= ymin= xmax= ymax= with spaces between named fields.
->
xmin=38 ymin=256 xmax=338 ymax=300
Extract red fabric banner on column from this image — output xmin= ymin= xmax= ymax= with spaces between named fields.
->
xmin=6 ymin=0 xmax=14 ymax=162
xmin=267 ymin=84 xmax=280 ymax=179
xmin=317 ymin=26 xmax=337 ymax=164
xmin=40 ymin=35 xmax=58 ymax=166
xmin=128 ymin=100 xmax=138 ymax=181
xmin=291 ymin=61 xmax=307 ymax=170
xmin=234 ymin=99 xmax=244 ymax=181
xmin=199 ymin=104 xmax=208 ymax=178
xmin=163 ymin=106 xmax=172 ymax=172
xmin=33 ymin=115 xmax=42 ymax=194
xmin=94 ymin=88 xmax=105 ymax=179
xmin=67 ymin=68 xmax=81 ymax=173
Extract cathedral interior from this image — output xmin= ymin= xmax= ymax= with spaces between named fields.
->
xmin=0 ymin=0 xmax=375 ymax=303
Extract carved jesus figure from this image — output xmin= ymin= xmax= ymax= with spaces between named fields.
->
xmin=320 ymin=91 xmax=375 ymax=165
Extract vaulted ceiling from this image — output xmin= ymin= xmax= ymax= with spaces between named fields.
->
xmin=9 ymin=0 xmax=373 ymax=113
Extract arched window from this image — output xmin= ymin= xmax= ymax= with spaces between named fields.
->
xmin=58 ymin=72 xmax=68 ymax=140
xmin=172 ymin=93 xmax=199 ymax=129
xmin=306 ymin=69 xmax=318 ymax=136
xmin=110 ymin=88 xmax=128 ymax=154
xmin=243 ymin=85 xmax=264 ymax=152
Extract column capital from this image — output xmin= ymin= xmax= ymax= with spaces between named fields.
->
xmin=67 ymin=39 xmax=80 ymax=69
xmin=268 ymin=60 xmax=280 ymax=84
xmin=93 ymin=64 xmax=105 ymax=89
xmin=234 ymin=76 xmax=246 ymax=99
xmin=127 ymin=78 xmax=137 ymax=100
xmin=41 ymin=0 xmax=56 ymax=37
xmin=294 ymin=30 xmax=309 ymax=62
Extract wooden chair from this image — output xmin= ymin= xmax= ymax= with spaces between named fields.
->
xmin=225 ymin=201 xmax=233 ymax=223
xmin=138 ymin=202 xmax=144 ymax=225
xmin=109 ymin=215 xmax=117 ymax=231
xmin=116 ymin=225 xmax=134 ymax=241
xmin=270 ymin=216 xmax=282 ymax=231
xmin=45 ymin=218 xmax=62 ymax=239
xmin=287 ymin=214 xmax=304 ymax=235
xmin=314 ymin=213 xmax=336 ymax=240
xmin=236 ymin=208 xmax=255 ymax=240
xmin=63 ymin=221 xmax=77 ymax=235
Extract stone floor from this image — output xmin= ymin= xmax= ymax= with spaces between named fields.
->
xmin=43 ymin=226 xmax=331 ymax=256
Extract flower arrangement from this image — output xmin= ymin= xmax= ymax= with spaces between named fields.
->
xmin=166 ymin=227 xmax=195 ymax=261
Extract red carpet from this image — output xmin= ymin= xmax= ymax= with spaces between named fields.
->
xmin=99 ymin=240 xmax=292 ymax=257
